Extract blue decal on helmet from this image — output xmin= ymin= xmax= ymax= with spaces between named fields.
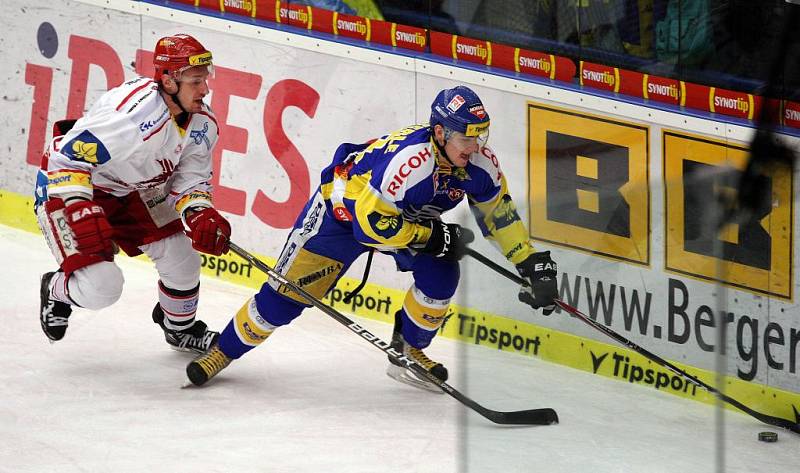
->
xmin=429 ymin=86 xmax=490 ymax=137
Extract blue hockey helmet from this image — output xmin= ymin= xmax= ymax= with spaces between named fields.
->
xmin=429 ymin=86 xmax=490 ymax=144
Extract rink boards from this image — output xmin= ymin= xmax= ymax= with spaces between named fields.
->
xmin=0 ymin=0 xmax=797 ymax=418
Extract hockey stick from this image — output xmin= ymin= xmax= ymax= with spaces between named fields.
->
xmin=226 ymin=241 xmax=558 ymax=426
xmin=465 ymin=248 xmax=800 ymax=434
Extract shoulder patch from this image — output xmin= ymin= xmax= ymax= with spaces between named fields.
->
xmin=492 ymin=194 xmax=521 ymax=230
xmin=61 ymin=130 xmax=111 ymax=165
xmin=189 ymin=121 xmax=211 ymax=150
xmin=367 ymin=212 xmax=403 ymax=239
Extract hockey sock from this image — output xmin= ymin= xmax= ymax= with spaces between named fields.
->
xmin=400 ymin=284 xmax=450 ymax=348
xmin=48 ymin=272 xmax=74 ymax=305
xmin=158 ymin=281 xmax=199 ymax=331
xmin=218 ymin=297 xmax=275 ymax=359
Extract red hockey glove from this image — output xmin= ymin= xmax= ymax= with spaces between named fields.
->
xmin=185 ymin=207 xmax=230 ymax=256
xmin=64 ymin=199 xmax=115 ymax=258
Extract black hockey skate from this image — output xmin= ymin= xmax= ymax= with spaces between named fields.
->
xmin=186 ymin=345 xmax=233 ymax=386
xmin=386 ymin=311 xmax=447 ymax=393
xmin=40 ymin=272 xmax=73 ymax=342
xmin=152 ymin=304 xmax=219 ymax=354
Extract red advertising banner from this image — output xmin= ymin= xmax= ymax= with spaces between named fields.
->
xmin=360 ymin=20 xmax=427 ymax=52
xmin=579 ymin=61 xmax=619 ymax=93
xmin=255 ymin=0 xmax=279 ymax=22
xmin=332 ymin=12 xmax=370 ymax=41
xmin=220 ymin=0 xmax=257 ymax=17
xmin=430 ymin=32 xmax=491 ymax=66
xmin=198 ymin=0 xmax=220 ymax=11
xmin=709 ymin=87 xmax=758 ymax=120
xmin=277 ymin=3 xmax=312 ymax=29
xmin=782 ymin=100 xmax=800 ymax=128
xmin=616 ymin=68 xmax=643 ymax=97
xmin=429 ymin=31 xmax=452 ymax=59
xmin=310 ymin=7 xmax=334 ymax=34
xmin=486 ymin=42 xmax=513 ymax=71
xmin=515 ymin=48 xmax=571 ymax=81
xmin=681 ymin=82 xmax=710 ymax=112
xmin=642 ymin=74 xmax=683 ymax=106
xmin=389 ymin=23 xmax=427 ymax=52
xmin=452 ymin=35 xmax=491 ymax=66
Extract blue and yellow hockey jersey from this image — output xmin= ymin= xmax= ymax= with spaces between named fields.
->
xmin=319 ymin=124 xmax=535 ymax=264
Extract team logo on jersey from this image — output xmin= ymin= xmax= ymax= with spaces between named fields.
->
xmin=492 ymin=195 xmax=520 ymax=230
xmin=190 ymin=122 xmax=211 ymax=150
xmin=446 ymin=95 xmax=465 ymax=112
xmin=139 ymin=120 xmax=157 ymax=133
xmin=447 ymin=188 xmax=465 ymax=201
xmin=367 ymin=212 xmax=403 ymax=239
xmin=332 ymin=204 xmax=353 ymax=222
xmin=61 ymin=130 xmax=111 ymax=165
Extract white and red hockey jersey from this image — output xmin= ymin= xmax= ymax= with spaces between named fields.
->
xmin=36 ymin=76 xmax=219 ymax=217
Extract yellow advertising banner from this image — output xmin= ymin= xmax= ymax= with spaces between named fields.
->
xmin=663 ymin=131 xmax=793 ymax=299
xmin=528 ymin=102 xmax=650 ymax=265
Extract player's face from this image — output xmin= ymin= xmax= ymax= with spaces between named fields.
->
xmin=436 ymin=126 xmax=480 ymax=168
xmin=174 ymin=67 xmax=210 ymax=112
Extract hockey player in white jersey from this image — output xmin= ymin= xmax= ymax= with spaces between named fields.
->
xmin=34 ymin=34 xmax=230 ymax=354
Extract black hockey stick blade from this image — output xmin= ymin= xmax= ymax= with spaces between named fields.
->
xmin=488 ymin=407 xmax=559 ymax=426
xmin=440 ymin=382 xmax=559 ymax=425
xmin=227 ymin=241 xmax=558 ymax=427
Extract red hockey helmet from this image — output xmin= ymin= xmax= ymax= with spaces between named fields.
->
xmin=152 ymin=34 xmax=213 ymax=81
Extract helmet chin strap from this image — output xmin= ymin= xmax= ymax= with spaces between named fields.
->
xmin=159 ymin=75 xmax=189 ymax=115
xmin=433 ymin=127 xmax=456 ymax=166
xmin=168 ymin=85 xmax=189 ymax=115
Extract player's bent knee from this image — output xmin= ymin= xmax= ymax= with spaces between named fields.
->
xmin=69 ymin=262 xmax=124 ymax=309
xmin=160 ymin=249 xmax=201 ymax=290
xmin=148 ymin=234 xmax=201 ymax=290
xmin=253 ymin=285 xmax=305 ymax=326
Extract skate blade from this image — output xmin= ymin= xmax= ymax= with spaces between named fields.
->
xmin=166 ymin=343 xmax=212 ymax=355
xmin=180 ymin=380 xmax=195 ymax=389
xmin=168 ymin=345 xmax=200 ymax=354
xmin=386 ymin=364 xmax=444 ymax=394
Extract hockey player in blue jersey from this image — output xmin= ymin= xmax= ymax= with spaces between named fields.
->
xmin=186 ymin=85 xmax=558 ymax=390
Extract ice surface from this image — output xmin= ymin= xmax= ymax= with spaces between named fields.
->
xmin=1 ymin=224 xmax=795 ymax=472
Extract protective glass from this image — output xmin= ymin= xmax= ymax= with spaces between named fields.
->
xmin=445 ymin=127 xmax=489 ymax=149
xmin=173 ymin=65 xmax=215 ymax=84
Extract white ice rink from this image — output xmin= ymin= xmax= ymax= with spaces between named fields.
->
xmin=1 ymin=224 xmax=796 ymax=473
